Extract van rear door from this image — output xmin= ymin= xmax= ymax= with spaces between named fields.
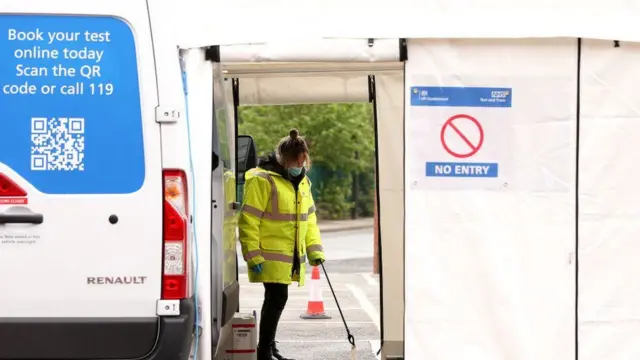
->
xmin=0 ymin=3 xmax=169 ymax=359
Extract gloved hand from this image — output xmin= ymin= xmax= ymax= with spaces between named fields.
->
xmin=311 ymin=258 xmax=325 ymax=266
xmin=251 ymin=263 xmax=263 ymax=274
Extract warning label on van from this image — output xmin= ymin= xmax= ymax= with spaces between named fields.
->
xmin=0 ymin=198 xmax=28 ymax=205
xmin=0 ymin=15 xmax=145 ymax=195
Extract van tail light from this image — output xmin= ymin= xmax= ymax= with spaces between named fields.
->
xmin=162 ymin=169 xmax=189 ymax=300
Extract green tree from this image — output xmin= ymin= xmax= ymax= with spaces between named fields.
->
xmin=238 ymin=103 xmax=375 ymax=220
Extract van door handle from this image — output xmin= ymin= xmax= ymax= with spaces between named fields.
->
xmin=0 ymin=213 xmax=44 ymax=225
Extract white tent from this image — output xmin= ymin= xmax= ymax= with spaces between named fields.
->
xmin=169 ymin=0 xmax=640 ymax=47
xmin=157 ymin=0 xmax=640 ymax=358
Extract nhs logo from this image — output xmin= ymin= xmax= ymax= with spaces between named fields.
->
xmin=491 ymin=90 xmax=509 ymax=98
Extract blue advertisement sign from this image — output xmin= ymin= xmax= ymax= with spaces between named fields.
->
xmin=0 ymin=15 xmax=145 ymax=194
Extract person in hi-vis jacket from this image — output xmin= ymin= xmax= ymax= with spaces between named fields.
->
xmin=239 ymin=128 xmax=325 ymax=360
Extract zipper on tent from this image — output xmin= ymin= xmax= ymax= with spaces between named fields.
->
xmin=574 ymin=37 xmax=582 ymax=360
xmin=369 ymin=74 xmax=386 ymax=357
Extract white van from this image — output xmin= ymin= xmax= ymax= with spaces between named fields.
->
xmin=0 ymin=1 xmax=258 ymax=359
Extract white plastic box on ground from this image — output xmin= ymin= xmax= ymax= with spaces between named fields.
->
xmin=215 ymin=313 xmax=258 ymax=360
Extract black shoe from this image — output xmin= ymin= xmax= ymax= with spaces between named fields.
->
xmin=271 ymin=341 xmax=295 ymax=360
xmin=257 ymin=345 xmax=273 ymax=360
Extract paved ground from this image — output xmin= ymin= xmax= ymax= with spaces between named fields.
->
xmin=317 ymin=218 xmax=374 ymax=233
xmin=238 ymin=228 xmax=380 ymax=360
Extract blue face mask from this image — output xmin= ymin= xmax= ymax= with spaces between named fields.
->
xmin=288 ymin=167 xmax=303 ymax=177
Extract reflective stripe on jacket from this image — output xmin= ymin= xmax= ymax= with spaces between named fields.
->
xmin=238 ymin=167 xmax=325 ymax=286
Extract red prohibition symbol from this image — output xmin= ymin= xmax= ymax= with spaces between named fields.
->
xmin=440 ymin=114 xmax=484 ymax=159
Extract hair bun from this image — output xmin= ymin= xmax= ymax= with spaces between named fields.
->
xmin=289 ymin=128 xmax=299 ymax=139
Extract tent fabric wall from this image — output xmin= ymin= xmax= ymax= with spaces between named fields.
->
xmin=223 ymin=62 xmax=402 ymax=106
xmin=233 ymin=74 xmax=369 ymax=106
xmin=220 ymin=39 xmax=400 ymax=63
xmin=404 ymin=38 xmax=578 ymax=359
xmin=374 ymin=73 xmax=405 ymax=359
xmin=578 ymin=40 xmax=640 ymax=359
xmin=166 ymin=0 xmax=640 ymax=47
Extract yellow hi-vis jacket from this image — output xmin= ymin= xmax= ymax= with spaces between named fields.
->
xmin=238 ymin=167 xmax=325 ymax=286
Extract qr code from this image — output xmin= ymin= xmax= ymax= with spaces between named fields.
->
xmin=30 ymin=117 xmax=85 ymax=171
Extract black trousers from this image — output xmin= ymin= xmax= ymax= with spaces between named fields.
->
xmin=258 ymin=283 xmax=289 ymax=353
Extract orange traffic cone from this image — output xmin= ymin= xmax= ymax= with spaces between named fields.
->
xmin=300 ymin=266 xmax=332 ymax=320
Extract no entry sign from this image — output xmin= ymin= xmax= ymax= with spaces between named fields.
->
xmin=410 ymin=85 xmax=510 ymax=184
xmin=440 ymin=114 xmax=484 ymax=159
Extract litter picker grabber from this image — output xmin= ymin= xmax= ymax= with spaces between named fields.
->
xmin=320 ymin=263 xmax=357 ymax=360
